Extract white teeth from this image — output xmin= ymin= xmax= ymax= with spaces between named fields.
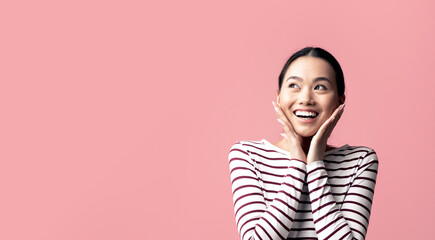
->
xmin=295 ymin=111 xmax=318 ymax=117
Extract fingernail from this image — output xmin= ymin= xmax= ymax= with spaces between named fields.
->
xmin=276 ymin=118 xmax=283 ymax=124
xmin=273 ymin=104 xmax=279 ymax=112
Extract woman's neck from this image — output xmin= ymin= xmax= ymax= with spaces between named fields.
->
xmin=275 ymin=136 xmax=335 ymax=154
xmin=300 ymin=136 xmax=313 ymax=155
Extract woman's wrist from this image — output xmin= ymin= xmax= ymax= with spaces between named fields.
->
xmin=288 ymin=146 xmax=307 ymax=163
xmin=306 ymin=159 xmax=321 ymax=165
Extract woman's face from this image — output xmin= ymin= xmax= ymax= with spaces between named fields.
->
xmin=277 ymin=56 xmax=345 ymax=137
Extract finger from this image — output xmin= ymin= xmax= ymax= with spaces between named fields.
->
xmin=272 ymin=101 xmax=290 ymax=122
xmin=324 ymin=104 xmax=345 ymax=137
xmin=315 ymin=115 xmax=334 ymax=139
xmin=277 ymin=118 xmax=294 ymax=135
xmin=329 ymin=104 xmax=345 ymax=128
xmin=315 ymin=104 xmax=344 ymax=139
xmin=272 ymin=101 xmax=295 ymax=131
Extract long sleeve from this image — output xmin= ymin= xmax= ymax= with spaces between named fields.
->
xmin=306 ymin=149 xmax=379 ymax=240
xmin=228 ymin=142 xmax=307 ymax=240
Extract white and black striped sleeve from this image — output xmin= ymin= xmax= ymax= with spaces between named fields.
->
xmin=228 ymin=142 xmax=307 ymax=240
xmin=306 ymin=149 xmax=379 ymax=240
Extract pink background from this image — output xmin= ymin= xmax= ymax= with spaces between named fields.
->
xmin=1 ymin=0 xmax=434 ymax=239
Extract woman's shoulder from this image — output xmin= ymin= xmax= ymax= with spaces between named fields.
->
xmin=325 ymin=144 xmax=378 ymax=165
xmin=329 ymin=144 xmax=376 ymax=154
xmin=232 ymin=139 xmax=265 ymax=146
xmin=228 ymin=139 xmax=267 ymax=153
xmin=228 ymin=139 xmax=288 ymax=157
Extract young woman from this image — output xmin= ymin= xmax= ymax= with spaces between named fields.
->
xmin=228 ymin=47 xmax=378 ymax=240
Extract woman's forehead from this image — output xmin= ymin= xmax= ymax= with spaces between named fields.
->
xmin=284 ymin=56 xmax=336 ymax=80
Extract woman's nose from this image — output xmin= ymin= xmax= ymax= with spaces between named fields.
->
xmin=298 ymin=89 xmax=315 ymax=105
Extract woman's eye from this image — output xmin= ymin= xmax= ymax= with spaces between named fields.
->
xmin=314 ymin=85 xmax=327 ymax=90
xmin=288 ymin=83 xmax=299 ymax=89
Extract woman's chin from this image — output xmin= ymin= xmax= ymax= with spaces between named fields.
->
xmin=294 ymin=128 xmax=318 ymax=138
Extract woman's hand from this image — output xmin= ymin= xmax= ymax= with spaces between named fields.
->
xmin=272 ymin=101 xmax=307 ymax=162
xmin=306 ymin=104 xmax=345 ymax=165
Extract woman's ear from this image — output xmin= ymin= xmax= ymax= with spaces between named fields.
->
xmin=339 ymin=95 xmax=346 ymax=105
xmin=276 ymin=92 xmax=280 ymax=105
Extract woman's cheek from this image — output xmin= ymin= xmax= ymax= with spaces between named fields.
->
xmin=322 ymin=112 xmax=333 ymax=123
xmin=285 ymin=111 xmax=293 ymax=122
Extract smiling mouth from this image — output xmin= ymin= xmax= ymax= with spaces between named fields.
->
xmin=293 ymin=110 xmax=319 ymax=119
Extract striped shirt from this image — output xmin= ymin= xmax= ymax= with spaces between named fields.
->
xmin=228 ymin=139 xmax=378 ymax=240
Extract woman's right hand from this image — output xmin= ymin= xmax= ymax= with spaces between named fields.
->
xmin=272 ymin=101 xmax=307 ymax=163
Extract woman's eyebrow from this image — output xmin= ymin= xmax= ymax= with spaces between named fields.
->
xmin=313 ymin=77 xmax=332 ymax=83
xmin=286 ymin=76 xmax=302 ymax=81
xmin=286 ymin=76 xmax=331 ymax=83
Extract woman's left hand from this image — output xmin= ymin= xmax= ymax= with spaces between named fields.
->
xmin=307 ymin=104 xmax=345 ymax=165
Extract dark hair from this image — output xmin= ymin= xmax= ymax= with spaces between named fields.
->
xmin=278 ymin=47 xmax=345 ymax=97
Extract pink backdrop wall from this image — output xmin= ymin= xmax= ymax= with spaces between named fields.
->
xmin=1 ymin=0 xmax=434 ymax=239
